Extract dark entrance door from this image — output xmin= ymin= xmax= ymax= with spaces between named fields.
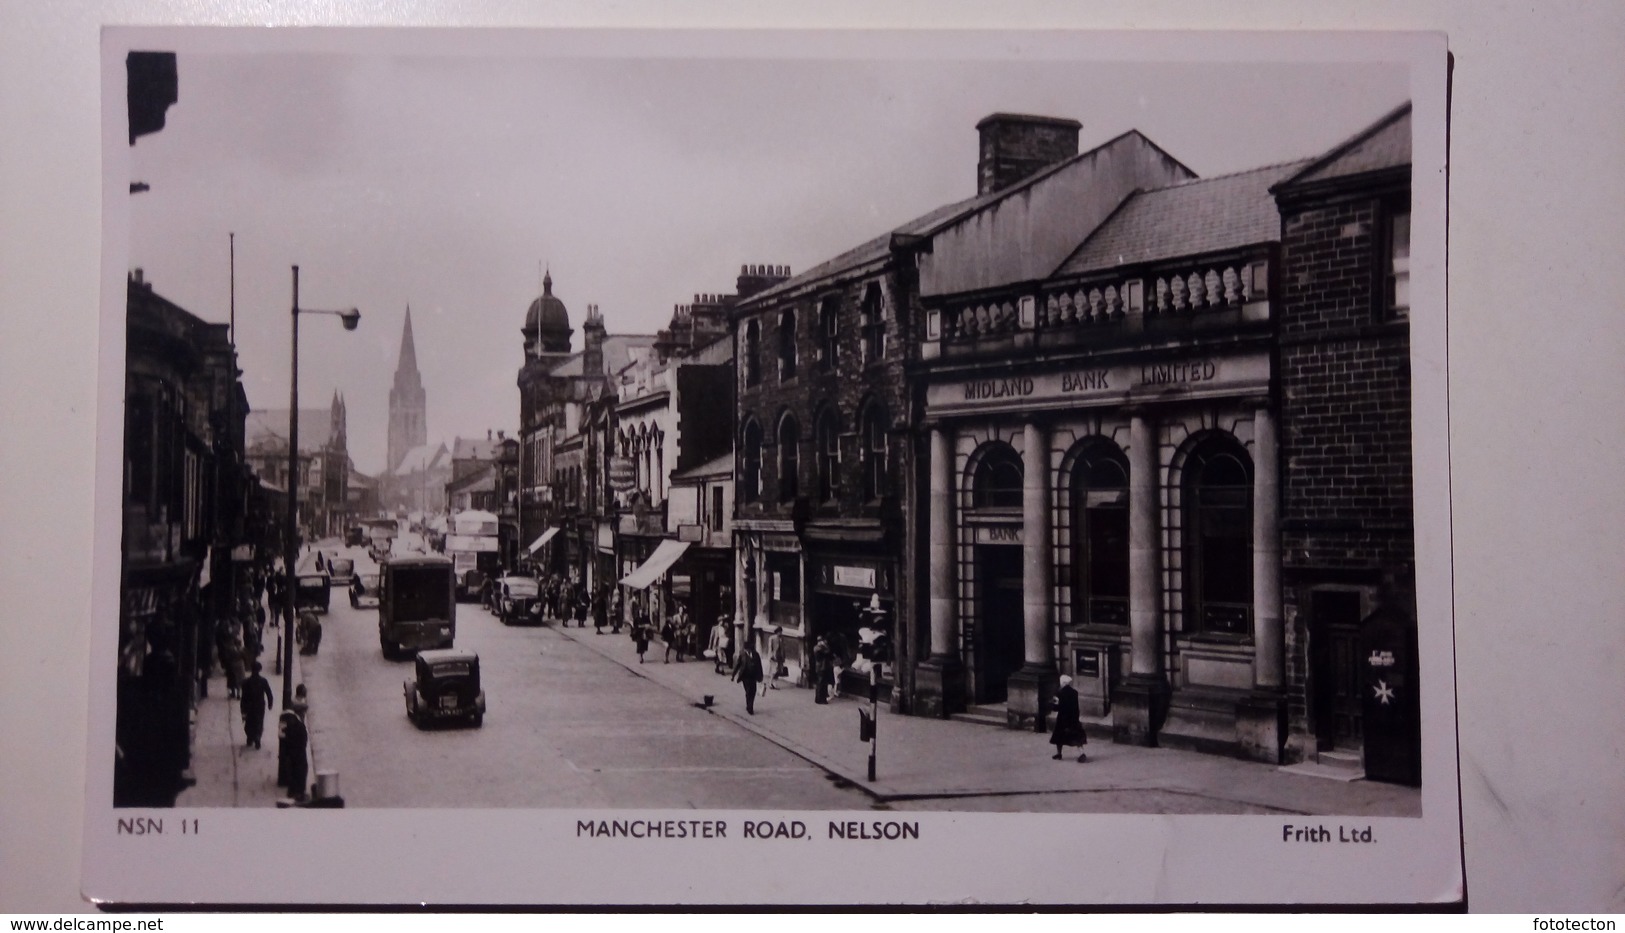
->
xmin=1310 ymin=589 xmax=1363 ymax=752
xmin=975 ymin=545 xmax=1025 ymax=704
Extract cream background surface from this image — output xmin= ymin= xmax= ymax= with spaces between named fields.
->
xmin=2 ymin=0 xmax=1622 ymax=914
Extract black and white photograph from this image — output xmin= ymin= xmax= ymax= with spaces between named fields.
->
xmin=84 ymin=27 xmax=1456 ymax=906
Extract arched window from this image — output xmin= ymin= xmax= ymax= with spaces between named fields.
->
xmin=973 ymin=443 xmax=1023 ymax=510
xmin=744 ymin=321 xmax=761 ymax=387
xmin=860 ymin=400 xmax=889 ymax=501
xmin=777 ymin=413 xmax=800 ymax=502
xmin=741 ymin=419 xmax=763 ymax=504
xmin=1070 ymin=444 xmax=1130 ymax=626
xmin=818 ymin=298 xmax=839 ymax=372
xmin=1183 ymin=437 xmax=1254 ymax=636
xmin=778 ymin=309 xmax=798 ymax=380
xmin=815 ymin=406 xmax=841 ymax=502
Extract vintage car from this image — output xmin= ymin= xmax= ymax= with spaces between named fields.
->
xmin=294 ymin=573 xmax=331 ymax=614
xmin=495 ymin=575 xmax=543 ymax=625
xmin=349 ymin=571 xmax=381 ymax=610
xmin=345 ymin=525 xmax=367 ymax=548
xmin=326 ymin=557 xmax=357 ymax=588
xmin=404 ymin=648 xmax=484 ymax=728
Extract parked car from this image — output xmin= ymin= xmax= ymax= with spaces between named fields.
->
xmin=326 ymin=557 xmax=356 ymax=588
xmin=495 ymin=575 xmax=543 ymax=625
xmin=345 ymin=525 xmax=366 ymax=548
xmin=294 ymin=573 xmax=331 ymax=614
xmin=349 ymin=572 xmax=381 ymax=610
xmin=404 ymin=648 xmax=484 ymax=728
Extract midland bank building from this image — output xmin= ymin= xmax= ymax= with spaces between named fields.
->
xmin=902 ymin=104 xmax=1419 ymax=783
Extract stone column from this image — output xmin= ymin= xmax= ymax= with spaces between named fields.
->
xmin=1114 ymin=411 xmax=1169 ymax=747
xmin=914 ymin=425 xmax=964 ymax=717
xmin=1008 ymin=419 xmax=1058 ymax=730
xmin=1238 ymin=405 xmax=1286 ymax=762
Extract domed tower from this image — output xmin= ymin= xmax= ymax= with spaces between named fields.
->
xmin=522 ymin=270 xmax=574 ymax=358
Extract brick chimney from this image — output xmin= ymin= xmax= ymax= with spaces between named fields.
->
xmin=583 ymin=303 xmax=606 ymax=376
xmin=976 ymin=114 xmax=1081 ymax=195
xmin=735 ymin=264 xmax=792 ymax=300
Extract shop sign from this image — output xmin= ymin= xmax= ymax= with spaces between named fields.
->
xmin=609 ymin=457 xmax=637 ymax=491
xmin=678 ymin=524 xmax=703 ymax=543
xmin=972 ymin=523 xmax=1023 ymax=545
xmin=832 ymin=565 xmax=876 ymax=590
xmin=926 ymin=350 xmax=1269 ymax=415
xmin=762 ymin=534 xmax=800 ymax=553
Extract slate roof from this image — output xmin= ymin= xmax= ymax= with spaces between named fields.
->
xmin=671 ymin=451 xmax=734 ymax=482
xmin=1278 ymin=102 xmax=1412 ymax=189
xmin=739 ymin=130 xmax=1187 ymax=308
xmin=452 ymin=436 xmax=501 ymax=462
xmin=544 ymin=334 xmax=659 ymax=378
xmin=394 ymin=443 xmax=451 ymax=476
xmin=1055 ymin=159 xmax=1312 ymax=276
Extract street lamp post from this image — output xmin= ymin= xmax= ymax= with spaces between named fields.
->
xmin=281 ymin=265 xmax=360 ymax=722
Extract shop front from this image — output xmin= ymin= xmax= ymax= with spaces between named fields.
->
xmin=916 ymin=344 xmax=1288 ymax=757
xmin=803 ymin=546 xmax=897 ymax=700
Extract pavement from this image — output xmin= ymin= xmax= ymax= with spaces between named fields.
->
xmin=176 ymin=574 xmax=326 ymax=809
xmin=551 ymin=621 xmax=1423 ymax=816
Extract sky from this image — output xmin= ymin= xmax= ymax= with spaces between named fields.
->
xmin=123 ymin=34 xmax=1409 ymax=475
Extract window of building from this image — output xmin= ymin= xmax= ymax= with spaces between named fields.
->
xmin=1182 ymin=438 xmax=1254 ymax=636
xmin=818 ymin=298 xmax=838 ymax=372
xmin=860 ymin=285 xmax=886 ymax=365
xmin=815 ymin=407 xmax=841 ymax=502
xmin=744 ymin=321 xmax=761 ymax=387
xmin=1385 ymin=207 xmax=1411 ymax=320
xmin=742 ymin=419 xmax=762 ymax=504
xmin=778 ymin=309 xmax=798 ymax=380
xmin=711 ymin=485 xmax=725 ymax=531
xmin=973 ymin=443 xmax=1023 ymax=510
xmin=860 ymin=400 xmax=889 ymax=501
xmin=1070 ymin=444 xmax=1129 ymax=626
xmin=777 ymin=413 xmax=800 ymax=502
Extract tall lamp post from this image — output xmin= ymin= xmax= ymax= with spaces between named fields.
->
xmin=282 ymin=264 xmax=360 ymax=716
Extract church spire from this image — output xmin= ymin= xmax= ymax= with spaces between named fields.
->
xmin=396 ymin=305 xmax=419 ymax=383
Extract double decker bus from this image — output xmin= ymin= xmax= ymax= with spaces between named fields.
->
xmin=445 ymin=509 xmax=501 ymax=601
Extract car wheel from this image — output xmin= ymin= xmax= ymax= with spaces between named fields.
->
xmin=471 ymin=713 xmax=483 ymax=728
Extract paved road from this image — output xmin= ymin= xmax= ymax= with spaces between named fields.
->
xmin=297 ymin=542 xmax=873 ymax=809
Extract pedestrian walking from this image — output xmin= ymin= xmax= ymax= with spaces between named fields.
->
xmin=592 ymin=589 xmax=606 ymax=634
xmin=812 ymin=636 xmax=833 ymax=704
xmin=216 ymin=623 xmax=243 ymax=699
xmin=708 ymin=616 xmax=729 ymax=674
xmin=277 ymin=704 xmax=309 ymax=800
xmin=238 ymin=661 xmax=274 ymax=750
xmin=766 ymin=626 xmax=785 ymax=690
xmin=733 ymin=642 xmax=764 ymax=715
xmin=661 ymin=614 xmax=677 ymax=663
xmin=1050 ymin=675 xmax=1088 ymax=762
xmin=634 ymin=620 xmax=651 ymax=664
xmin=828 ymin=631 xmax=849 ymax=699
xmin=575 ymin=586 xmax=590 ymax=628
xmin=721 ymin=617 xmax=736 ymax=672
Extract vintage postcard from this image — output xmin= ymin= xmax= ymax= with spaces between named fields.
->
xmin=86 ymin=27 xmax=1457 ymax=906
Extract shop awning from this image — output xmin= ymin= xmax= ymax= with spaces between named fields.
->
xmin=525 ymin=527 xmax=561 ymax=555
xmin=618 ymin=539 xmax=691 ymax=590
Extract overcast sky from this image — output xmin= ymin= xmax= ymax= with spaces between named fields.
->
xmin=123 ymin=36 xmax=1408 ymax=475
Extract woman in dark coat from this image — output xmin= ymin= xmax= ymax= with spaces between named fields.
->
xmin=1050 ymin=675 xmax=1088 ymax=762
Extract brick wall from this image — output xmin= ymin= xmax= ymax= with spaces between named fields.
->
xmin=734 ymin=266 xmax=912 ymax=523
xmin=1278 ymin=197 xmax=1414 ymax=573
xmin=1276 ymin=190 xmax=1414 ymax=758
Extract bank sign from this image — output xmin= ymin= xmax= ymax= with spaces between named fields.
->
xmin=925 ymin=351 xmax=1269 ymax=416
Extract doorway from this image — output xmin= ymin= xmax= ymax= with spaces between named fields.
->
xmin=1311 ymin=589 xmax=1364 ymax=752
xmin=975 ymin=545 xmax=1025 ymax=704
